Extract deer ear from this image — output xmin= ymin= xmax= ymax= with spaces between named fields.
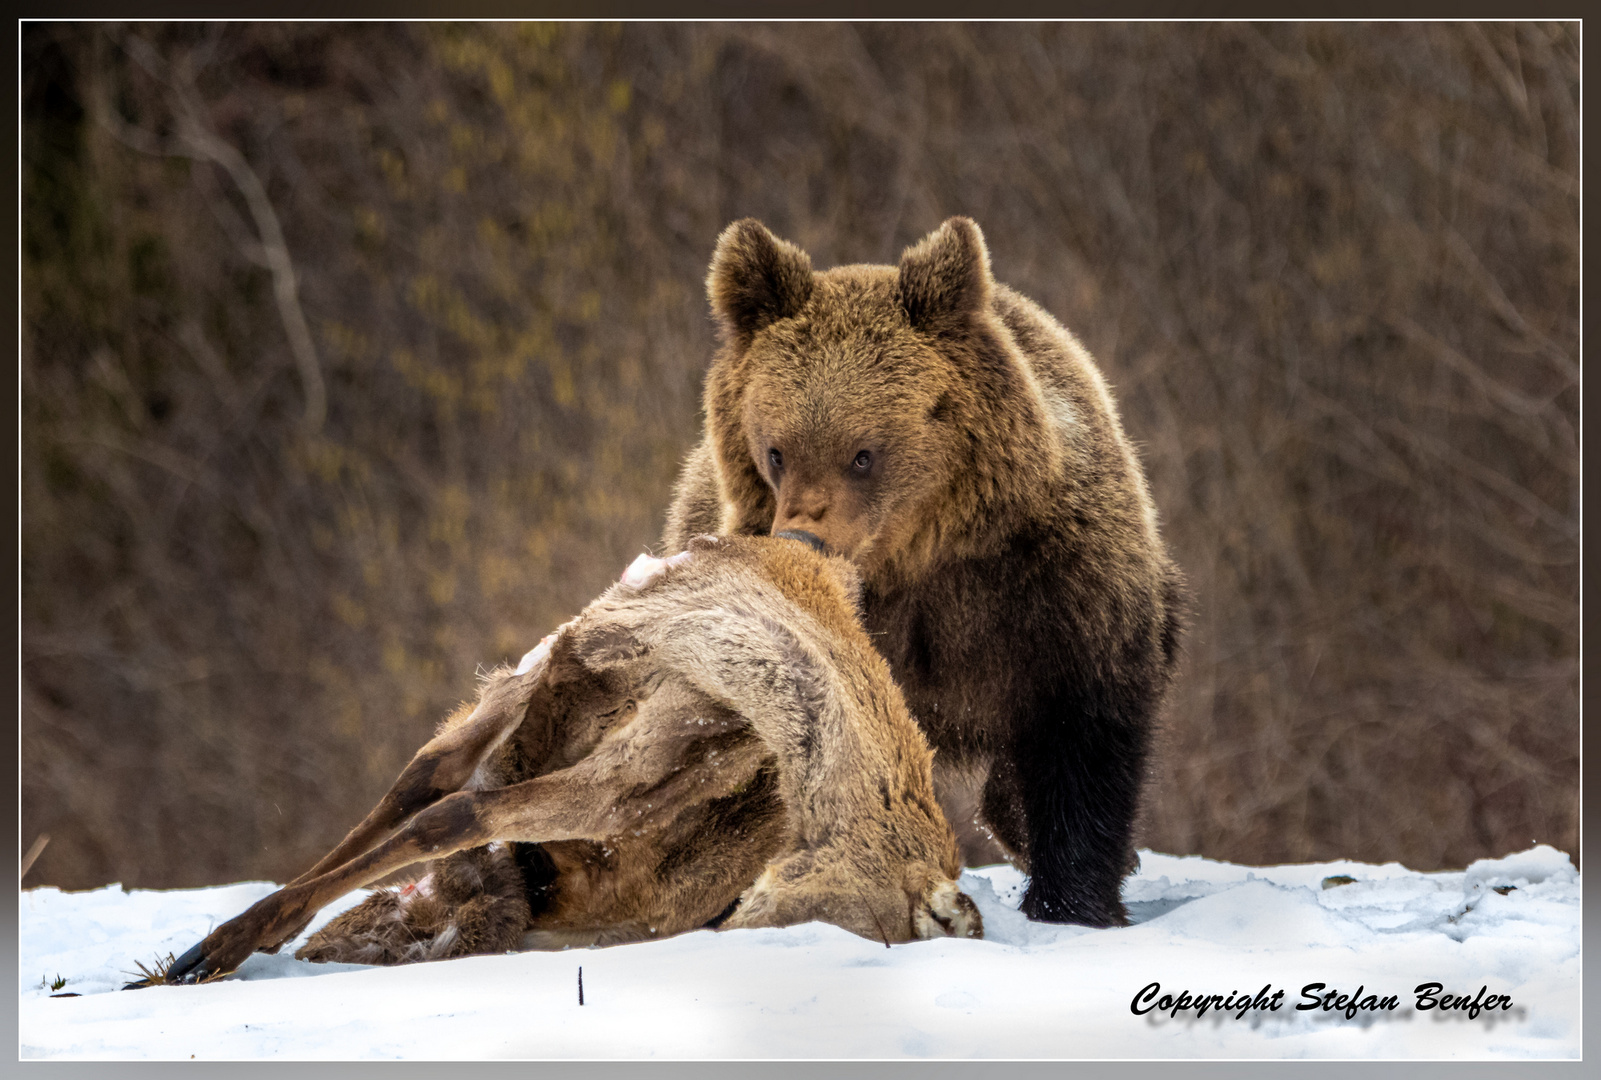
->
xmin=707 ymin=219 xmax=814 ymax=342
xmin=898 ymin=217 xmax=994 ymax=334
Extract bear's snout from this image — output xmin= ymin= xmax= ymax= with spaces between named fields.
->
xmin=774 ymin=529 xmax=828 ymax=554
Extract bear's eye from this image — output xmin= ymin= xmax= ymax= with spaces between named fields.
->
xmin=768 ymin=448 xmax=783 ymax=472
xmin=852 ymin=450 xmax=873 ymax=473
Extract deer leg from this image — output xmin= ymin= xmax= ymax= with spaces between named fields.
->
xmin=159 ymin=734 xmax=697 ymax=985
xmin=127 ymin=643 xmax=573 ymax=987
xmin=241 ymin=673 xmax=532 ymax=959
xmin=288 ymin=638 xmax=562 ymax=888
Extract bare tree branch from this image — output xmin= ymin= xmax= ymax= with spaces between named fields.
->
xmin=103 ymin=29 xmax=327 ymax=434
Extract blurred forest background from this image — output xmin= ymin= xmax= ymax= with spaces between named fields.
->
xmin=22 ymin=22 xmax=1578 ymax=890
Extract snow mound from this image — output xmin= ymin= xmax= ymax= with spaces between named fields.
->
xmin=19 ymin=847 xmax=1579 ymax=1059
xmin=1463 ymin=844 xmax=1576 ymax=890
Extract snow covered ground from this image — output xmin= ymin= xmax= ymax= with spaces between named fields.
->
xmin=18 ymin=845 xmax=1580 ymax=1060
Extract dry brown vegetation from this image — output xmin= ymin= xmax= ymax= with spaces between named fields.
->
xmin=21 ymin=22 xmax=1577 ymax=889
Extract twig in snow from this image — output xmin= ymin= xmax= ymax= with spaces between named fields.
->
xmin=856 ymin=888 xmax=892 ymax=948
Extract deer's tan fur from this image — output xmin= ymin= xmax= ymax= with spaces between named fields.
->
xmin=161 ymin=535 xmax=979 ymax=983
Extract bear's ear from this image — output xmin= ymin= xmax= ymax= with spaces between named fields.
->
xmin=707 ymin=219 xmax=814 ymax=342
xmin=897 ymin=217 xmax=994 ymax=335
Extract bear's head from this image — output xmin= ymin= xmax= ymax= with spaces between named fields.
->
xmin=702 ymin=217 xmax=1062 ymax=584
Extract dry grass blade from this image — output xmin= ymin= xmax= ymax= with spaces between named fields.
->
xmin=121 ymin=952 xmax=226 ymax=990
xmin=857 ymin=888 xmax=892 ymax=949
xmin=121 ymin=952 xmax=177 ymax=990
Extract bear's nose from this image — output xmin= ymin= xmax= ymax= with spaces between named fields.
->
xmin=782 ymin=494 xmax=828 ymax=523
xmin=774 ymin=529 xmax=828 ymax=554
xmin=776 ymin=481 xmax=833 ymax=541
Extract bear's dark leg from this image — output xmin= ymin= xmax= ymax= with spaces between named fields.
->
xmin=1005 ymin=684 xmax=1151 ymax=927
xmin=976 ymin=757 xmax=1031 ymax=872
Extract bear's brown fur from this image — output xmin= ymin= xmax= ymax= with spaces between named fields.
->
xmin=665 ymin=217 xmax=1184 ymax=926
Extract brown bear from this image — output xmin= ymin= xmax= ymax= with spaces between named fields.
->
xmin=664 ymin=217 xmax=1184 ymax=927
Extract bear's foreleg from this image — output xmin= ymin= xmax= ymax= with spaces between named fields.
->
xmin=1004 ymin=681 xmax=1152 ymax=928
